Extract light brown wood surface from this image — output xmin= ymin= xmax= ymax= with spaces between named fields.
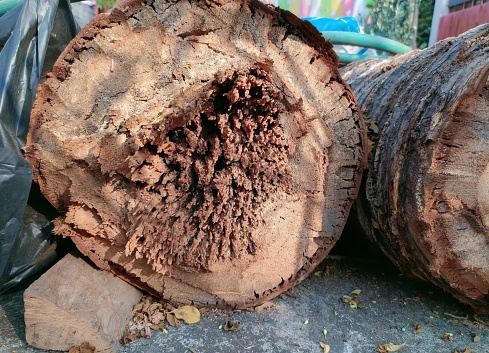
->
xmin=24 ymin=253 xmax=143 ymax=352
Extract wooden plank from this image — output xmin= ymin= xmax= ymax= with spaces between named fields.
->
xmin=24 ymin=253 xmax=143 ymax=352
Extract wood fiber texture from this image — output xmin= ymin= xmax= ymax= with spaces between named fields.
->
xmin=341 ymin=24 xmax=489 ymax=312
xmin=25 ymin=0 xmax=366 ymax=308
xmin=24 ymin=253 xmax=143 ymax=352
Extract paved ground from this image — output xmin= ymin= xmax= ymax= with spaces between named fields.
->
xmin=1 ymin=253 xmax=489 ymax=353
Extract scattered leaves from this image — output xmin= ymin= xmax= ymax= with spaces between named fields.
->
xmin=122 ymin=296 xmax=201 ymax=344
xmin=471 ymin=333 xmax=480 ymax=342
xmin=170 ymin=306 xmax=201 ymax=324
xmin=254 ymin=301 xmax=275 ymax=312
xmin=222 ymin=318 xmax=241 ymax=332
xmin=319 ymin=342 xmax=330 ymax=353
xmin=444 ymin=333 xmax=454 ymax=342
xmin=413 ymin=323 xmax=422 ymax=334
xmin=68 ymin=342 xmax=96 ymax=353
xmin=323 ymin=329 xmax=328 ymax=339
xmin=303 ymin=320 xmax=309 ymax=325
xmin=376 ymin=341 xmax=407 ymax=353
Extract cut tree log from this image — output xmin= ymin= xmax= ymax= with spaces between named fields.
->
xmin=340 ymin=24 xmax=489 ymax=312
xmin=24 ymin=253 xmax=143 ymax=352
xmin=24 ymin=0 xmax=366 ymax=308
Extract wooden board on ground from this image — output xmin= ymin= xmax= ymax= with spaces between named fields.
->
xmin=24 ymin=253 xmax=143 ymax=352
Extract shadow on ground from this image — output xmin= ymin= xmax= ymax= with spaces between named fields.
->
xmin=1 ymin=254 xmax=489 ymax=353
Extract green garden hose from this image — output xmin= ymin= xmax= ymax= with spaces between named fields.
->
xmin=322 ymin=31 xmax=412 ymax=63
xmin=337 ymin=53 xmax=390 ymax=64
xmin=322 ymin=31 xmax=412 ymax=55
xmin=0 ymin=0 xmax=23 ymax=17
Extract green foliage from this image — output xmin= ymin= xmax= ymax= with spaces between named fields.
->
xmin=97 ymin=0 xmax=116 ymax=11
xmin=417 ymin=0 xmax=435 ymax=48
xmin=366 ymin=0 xmax=435 ymax=49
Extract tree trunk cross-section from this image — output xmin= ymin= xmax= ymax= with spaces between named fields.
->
xmin=25 ymin=0 xmax=366 ymax=308
xmin=341 ymin=24 xmax=489 ymax=312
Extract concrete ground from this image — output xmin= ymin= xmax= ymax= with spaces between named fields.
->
xmin=1 ymin=254 xmax=489 ymax=353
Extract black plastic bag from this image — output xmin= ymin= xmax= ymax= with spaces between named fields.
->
xmin=0 ymin=0 xmax=78 ymax=293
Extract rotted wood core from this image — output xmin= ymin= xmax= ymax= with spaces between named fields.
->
xmin=125 ymin=66 xmax=293 ymax=272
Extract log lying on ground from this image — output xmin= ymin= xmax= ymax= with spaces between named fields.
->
xmin=340 ymin=24 xmax=489 ymax=312
xmin=24 ymin=0 xmax=366 ymax=308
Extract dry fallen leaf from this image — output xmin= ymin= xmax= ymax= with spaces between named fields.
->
xmin=166 ymin=312 xmax=181 ymax=327
xmin=471 ymin=333 xmax=480 ymax=342
xmin=68 ymin=342 xmax=96 ymax=353
xmin=170 ymin=305 xmax=201 ymax=324
xmin=222 ymin=318 xmax=241 ymax=332
xmin=444 ymin=333 xmax=454 ymax=342
xmin=376 ymin=341 xmax=407 ymax=353
xmin=254 ymin=301 xmax=275 ymax=312
xmin=413 ymin=323 xmax=422 ymax=334
xmin=350 ymin=289 xmax=363 ymax=296
xmin=341 ymin=289 xmax=363 ymax=309
xmin=319 ymin=342 xmax=330 ymax=353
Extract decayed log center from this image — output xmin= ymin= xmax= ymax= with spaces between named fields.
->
xmin=125 ymin=67 xmax=293 ymax=271
xmin=25 ymin=0 xmax=366 ymax=307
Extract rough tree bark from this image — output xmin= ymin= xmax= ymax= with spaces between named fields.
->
xmin=340 ymin=24 xmax=489 ymax=312
xmin=25 ymin=0 xmax=366 ymax=308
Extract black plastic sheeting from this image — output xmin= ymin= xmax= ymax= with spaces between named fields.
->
xmin=0 ymin=0 xmax=79 ymax=293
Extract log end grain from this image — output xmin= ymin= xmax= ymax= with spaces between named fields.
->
xmin=25 ymin=0 xmax=366 ymax=308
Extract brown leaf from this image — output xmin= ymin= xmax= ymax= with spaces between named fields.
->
xmin=350 ymin=289 xmax=363 ymax=296
xmin=413 ymin=323 xmax=422 ymax=334
xmin=319 ymin=342 xmax=330 ymax=353
xmin=166 ymin=312 xmax=181 ymax=327
xmin=222 ymin=318 xmax=241 ymax=332
xmin=376 ymin=341 xmax=407 ymax=353
xmin=68 ymin=342 xmax=96 ymax=353
xmin=170 ymin=305 xmax=201 ymax=324
xmin=254 ymin=301 xmax=275 ymax=312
